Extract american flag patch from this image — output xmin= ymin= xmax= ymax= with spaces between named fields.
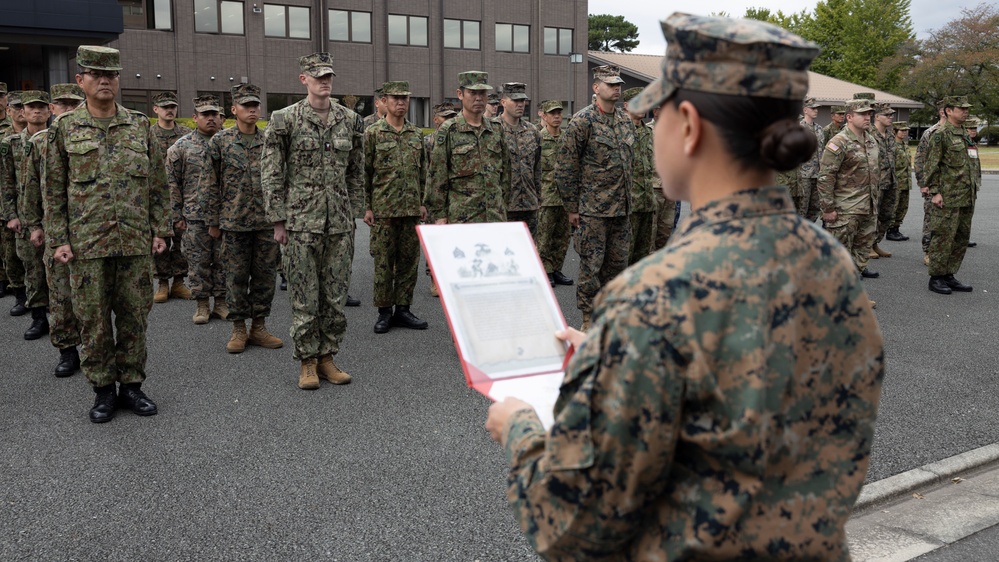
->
xmin=826 ymin=142 xmax=840 ymax=152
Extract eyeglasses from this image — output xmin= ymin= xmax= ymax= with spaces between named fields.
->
xmin=81 ymin=70 xmax=120 ymax=80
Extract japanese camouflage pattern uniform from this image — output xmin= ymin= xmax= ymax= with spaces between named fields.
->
xmin=151 ymin=91 xmax=192 ymax=280
xmin=915 ymin=120 xmax=941 ymax=253
xmin=891 ymin=121 xmax=912 ymax=231
xmin=822 ymin=105 xmax=846 ymax=141
xmin=262 ymin=52 xmax=365 ymax=361
xmin=362 ymin=87 xmax=383 ymax=130
xmin=425 ymin=102 xmax=457 ymax=156
xmin=501 ymin=15 xmax=883 ymax=561
xmin=650 ymin=120 xmax=677 ymax=251
xmin=817 ymin=99 xmax=880 ymax=273
xmin=499 ymin=82 xmax=543 ymax=239
xmin=0 ymin=83 xmax=12 ymax=137
xmin=923 ymin=96 xmax=976 ymax=279
xmin=0 ymin=91 xmax=26 ymax=293
xmin=795 ymin=97 xmax=824 ymax=220
xmin=871 ymin=103 xmax=897 ymax=243
xmin=205 ymin=84 xmax=279 ymax=322
xmin=427 ymin=71 xmax=512 ymax=225
xmin=536 ymin=100 xmax=571 ymax=276
xmin=556 ymin=65 xmax=635 ymax=314
xmin=364 ymin=81 xmax=427 ymax=308
xmin=623 ymin=87 xmax=656 ymax=265
xmin=43 ymin=46 xmax=171 ymax=388
xmin=167 ymin=94 xmax=225 ymax=300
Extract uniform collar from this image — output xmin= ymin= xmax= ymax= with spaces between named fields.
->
xmin=452 ymin=114 xmax=496 ymax=134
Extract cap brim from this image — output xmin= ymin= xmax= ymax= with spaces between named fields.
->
xmin=598 ymin=77 xmax=626 ymax=85
xmin=197 ymin=106 xmax=223 ymax=113
xmin=80 ymin=64 xmax=123 ymax=71
xmin=234 ymin=96 xmax=261 ymax=104
xmin=507 ymin=94 xmax=528 ymax=100
xmin=154 ymin=102 xmax=178 ymax=107
xmin=626 ymin=75 xmax=676 ymax=116
xmin=386 ymin=91 xmax=412 ymax=96
xmin=463 ymin=84 xmax=493 ymax=90
xmin=438 ymin=111 xmax=458 ymax=117
xmin=305 ymin=68 xmax=336 ymax=77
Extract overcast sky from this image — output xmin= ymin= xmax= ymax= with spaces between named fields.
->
xmin=588 ymin=0 xmax=975 ymax=55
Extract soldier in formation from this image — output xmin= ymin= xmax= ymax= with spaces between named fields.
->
xmin=535 ymin=100 xmax=574 ymax=288
xmin=795 ymin=96 xmax=824 ymax=220
xmin=823 ymin=105 xmax=846 ymax=140
xmin=498 ymin=82 xmax=542 ymax=238
xmin=362 ymin=86 xmax=385 ymax=129
xmin=484 ymin=92 xmax=500 ymax=119
xmin=870 ymin=102 xmax=897 ymax=260
xmin=621 ymin=87 xmax=656 ymax=264
xmin=151 ymin=91 xmax=193 ymax=303
xmin=649 ymin=104 xmax=677 ymax=250
xmin=0 ymin=89 xmax=27 ymax=315
xmin=887 ymin=121 xmax=912 ymax=241
xmin=0 ymin=83 xmax=12 ymax=134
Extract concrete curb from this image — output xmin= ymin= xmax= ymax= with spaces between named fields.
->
xmin=854 ymin=443 xmax=999 ymax=513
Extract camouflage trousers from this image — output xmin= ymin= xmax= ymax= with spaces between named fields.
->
xmin=507 ymin=210 xmax=539 ymax=242
xmin=875 ymin=187 xmax=898 ymax=242
xmin=70 ymin=255 xmax=153 ymax=387
xmin=653 ymin=195 xmax=677 ymax=250
xmin=221 ymin=229 xmax=279 ymax=322
xmin=182 ymin=221 xmax=225 ymax=299
xmin=537 ymin=205 xmax=570 ymax=275
xmin=370 ymin=216 xmax=420 ymax=308
xmin=574 ymin=215 xmax=630 ymax=313
xmin=922 ymin=196 xmax=933 ymax=253
xmin=799 ymin=177 xmax=822 ymax=221
xmin=44 ymin=246 xmax=80 ymax=349
xmin=890 ymin=189 xmax=911 ymax=231
xmin=283 ymin=230 xmax=352 ymax=361
xmin=824 ymin=213 xmax=877 ymax=273
xmin=927 ymin=205 xmax=974 ymax=277
xmin=15 ymin=237 xmax=47 ymax=308
xmin=153 ymin=233 xmax=188 ymax=280
xmin=629 ymin=211 xmax=655 ymax=265
xmin=1 ymin=227 xmax=24 ymax=288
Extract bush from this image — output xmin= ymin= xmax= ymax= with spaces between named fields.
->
xmin=979 ymin=126 xmax=998 ymax=146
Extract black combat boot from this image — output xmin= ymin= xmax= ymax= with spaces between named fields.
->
xmin=24 ymin=307 xmax=50 ymax=340
xmin=928 ymin=276 xmax=952 ymax=295
xmin=89 ymin=385 xmax=118 ymax=424
xmin=346 ymin=294 xmax=360 ymax=307
xmin=9 ymin=288 xmax=27 ymax=316
xmin=392 ymin=305 xmax=428 ymax=330
xmin=279 ymin=273 xmax=287 ymax=291
xmin=54 ymin=347 xmax=80 ymax=377
xmin=118 ymin=383 xmax=158 ymax=417
xmin=0 ymin=280 xmax=9 ymax=297
xmin=943 ymin=274 xmax=972 ymax=292
xmin=374 ymin=307 xmax=393 ymax=334
xmin=552 ymin=271 xmax=574 ymax=286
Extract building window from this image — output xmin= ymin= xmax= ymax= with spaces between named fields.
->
xmin=444 ymin=19 xmax=480 ymax=50
xmin=121 ymin=89 xmax=154 ymax=114
xmin=544 ymin=27 xmax=573 ymax=55
xmin=266 ymin=93 xmax=306 ymax=114
xmin=264 ymin=4 xmax=310 ymax=39
xmin=195 ymin=0 xmax=244 ymax=35
xmin=197 ymin=91 xmax=234 ymax=116
xmin=496 ymin=23 xmax=529 ymax=53
xmin=329 ymin=10 xmax=371 ymax=43
xmin=388 ymin=14 xmax=428 ymax=46
xmin=120 ymin=0 xmax=172 ymax=30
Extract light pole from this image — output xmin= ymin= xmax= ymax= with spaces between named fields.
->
xmin=568 ymin=52 xmax=583 ymax=115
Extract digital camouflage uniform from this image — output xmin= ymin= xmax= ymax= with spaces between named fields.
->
xmin=499 ymin=83 xmax=543 ymax=239
xmin=796 ymin=111 xmax=824 ymax=221
xmin=817 ymin=109 xmax=879 ymax=273
xmin=821 ymin=106 xmax=845 ymax=149
xmin=364 ymin=105 xmax=426 ymax=308
xmin=649 ymin=123 xmax=677 ymax=251
xmin=555 ymin=71 xmax=635 ymax=314
xmin=891 ymin=125 xmax=912 ymax=231
xmin=0 ymin=125 xmax=26 ymax=294
xmin=205 ymin=121 xmax=278 ymax=322
xmin=1 ymin=127 xmax=43 ymax=307
xmin=915 ymin=122 xmax=941 ymax=253
xmin=168 ymin=128 xmax=225 ymax=299
xmin=151 ymin=120 xmax=192 ymax=280
xmin=627 ymin=112 xmax=657 ymax=264
xmin=43 ymin=102 xmax=171 ymax=388
xmin=924 ymin=117 xmax=976 ymax=279
xmin=537 ymin=119 xmax=570 ymax=275
xmin=262 ymin=95 xmax=365 ymax=361
xmin=870 ymin=108 xmax=897 ymax=243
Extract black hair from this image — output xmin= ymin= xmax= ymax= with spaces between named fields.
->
xmin=671 ymin=89 xmax=816 ymax=172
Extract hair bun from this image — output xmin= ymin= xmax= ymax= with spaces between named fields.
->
xmin=759 ymin=119 xmax=817 ymax=172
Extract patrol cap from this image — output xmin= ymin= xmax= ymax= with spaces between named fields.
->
xmin=622 ymin=87 xmax=644 ymax=102
xmin=373 ymin=86 xmax=384 ymax=97
xmin=852 ymin=92 xmax=876 ymax=100
xmin=894 ymin=121 xmax=909 ymax=130
xmin=232 ymin=83 xmax=261 ymax=104
xmin=153 ymin=91 xmax=179 ymax=107
xmin=626 ymin=13 xmax=819 ymax=116
xmin=846 ymin=99 xmax=875 ymax=113
xmin=458 ymin=71 xmax=492 ymax=90
xmin=487 ymin=92 xmax=500 ymax=104
xmin=502 ymin=82 xmax=528 ymax=100
xmin=382 ymin=81 xmax=411 ymax=96
xmin=942 ymin=95 xmax=972 ymax=108
xmin=299 ymin=52 xmax=336 ymax=77
xmin=830 ymin=105 xmax=847 ymax=114
xmin=592 ymin=65 xmax=626 ymax=85
xmin=803 ymin=96 xmax=820 ymax=108
xmin=965 ymin=118 xmax=978 ymax=129
xmin=540 ymin=100 xmax=564 ymax=113
xmin=8 ymin=91 xmax=22 ymax=106
xmin=193 ymin=94 xmax=222 ymax=113
xmin=19 ymin=90 xmax=50 ymax=105
xmin=0 ymin=83 xmax=6 ymax=95
xmin=77 ymin=45 xmax=122 ymax=71
xmin=433 ymin=101 xmax=458 ymax=117
xmin=51 ymin=83 xmax=85 ymax=102
xmin=874 ymin=102 xmax=895 ymax=115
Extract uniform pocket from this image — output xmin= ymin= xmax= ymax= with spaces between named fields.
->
xmin=66 ymin=140 xmax=100 ymax=184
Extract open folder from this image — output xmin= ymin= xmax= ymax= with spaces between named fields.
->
xmin=417 ymin=222 xmax=572 ymax=429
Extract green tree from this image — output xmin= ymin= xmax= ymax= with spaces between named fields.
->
xmin=587 ymin=14 xmax=640 ymax=52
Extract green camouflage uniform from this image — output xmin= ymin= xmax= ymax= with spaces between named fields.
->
xmin=822 ymin=119 xmax=843 ymax=146
xmin=503 ymin=188 xmax=884 ymax=561
xmin=168 ymin=130 xmax=225 ymax=299
xmin=871 ymin=122 xmax=897 ymax=243
xmin=817 ymin=123 xmax=879 ymax=273
xmin=0 ymin=130 xmax=25 ymax=291
xmin=2 ymin=127 xmax=49 ymax=310
xmin=0 ymin=115 xmax=13 ymax=136
xmin=262 ymin=98 xmax=365 ymax=361
xmin=796 ymin=117 xmax=824 ymax=220
xmin=924 ymin=120 xmax=976 ymax=278
xmin=555 ymin=103 xmax=635 ymax=313
xmin=364 ymin=118 xmax=426 ymax=307
xmin=649 ymin=123 xmax=677 ymax=250
xmin=891 ymin=139 xmax=912 ymax=231
xmin=914 ymin=122 xmax=941 ymax=253
xmin=628 ymin=119 xmax=657 ymax=264
xmin=151 ymin=122 xmax=192 ymax=280
xmin=205 ymin=125 xmax=278 ymax=322
xmin=43 ymin=103 xmax=171 ymax=387
xmin=500 ymin=118 xmax=542 ymax=238
xmin=426 ymin=114 xmax=511 ymax=224
xmin=536 ymin=126 xmax=570 ymax=275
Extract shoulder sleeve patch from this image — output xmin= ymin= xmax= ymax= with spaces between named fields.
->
xmin=826 ymin=142 xmax=840 ymax=153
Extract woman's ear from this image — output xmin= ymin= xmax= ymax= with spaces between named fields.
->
xmin=676 ymin=100 xmax=702 ymax=157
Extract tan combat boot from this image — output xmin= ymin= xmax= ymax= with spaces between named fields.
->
xmin=869 ymin=299 xmax=877 ymax=309
xmin=580 ymin=312 xmax=591 ymax=332
xmin=317 ymin=354 xmax=352 ymax=385
xmin=430 ymin=282 xmax=439 ymax=298
xmin=211 ymin=298 xmax=229 ymax=320
xmin=299 ymin=358 xmax=320 ymax=390
xmin=226 ymin=320 xmax=248 ymax=354
xmin=867 ymin=249 xmax=880 ymax=259
xmin=154 ymin=279 xmax=170 ymax=304
xmin=923 ymin=254 xmax=930 ymax=266
xmin=193 ymin=298 xmax=211 ymax=324
xmin=169 ymin=276 xmax=192 ymax=300
xmin=248 ymin=317 xmax=283 ymax=348
xmin=873 ymin=244 xmax=892 ymax=258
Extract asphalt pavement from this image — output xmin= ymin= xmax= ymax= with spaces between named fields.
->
xmin=0 ymin=178 xmax=996 ymax=560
